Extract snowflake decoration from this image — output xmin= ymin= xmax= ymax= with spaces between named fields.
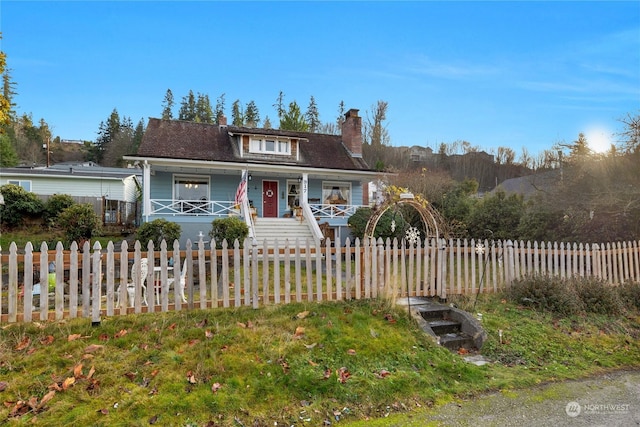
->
xmin=390 ymin=220 xmax=396 ymax=232
xmin=405 ymin=226 xmax=421 ymax=246
xmin=475 ymin=243 xmax=485 ymax=255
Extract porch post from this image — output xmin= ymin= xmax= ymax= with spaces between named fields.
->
xmin=301 ymin=173 xmax=309 ymax=205
xmin=143 ymin=161 xmax=151 ymax=222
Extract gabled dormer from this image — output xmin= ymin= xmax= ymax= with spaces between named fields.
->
xmin=230 ymin=131 xmax=307 ymax=162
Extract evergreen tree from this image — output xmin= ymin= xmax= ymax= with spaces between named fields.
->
xmin=231 ymin=99 xmax=244 ymax=126
xmin=214 ymin=93 xmax=226 ymax=124
xmin=94 ymin=109 xmax=121 ymax=164
xmin=273 ymin=91 xmax=285 ymax=119
xmin=263 ymin=116 xmax=272 ymax=129
xmin=178 ymin=90 xmax=197 ymax=121
xmin=195 ymin=93 xmax=213 ymax=123
xmin=132 ymin=118 xmax=145 ymax=152
xmin=279 ymin=101 xmax=309 ymax=131
xmin=161 ymin=89 xmax=174 ymax=120
xmin=0 ymin=133 xmax=18 ymax=166
xmin=336 ymin=100 xmax=346 ymax=128
xmin=305 ymin=96 xmax=320 ymax=132
xmin=245 ymin=100 xmax=260 ymax=127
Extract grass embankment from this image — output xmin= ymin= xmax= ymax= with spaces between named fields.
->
xmin=1 ymin=295 xmax=639 ymax=426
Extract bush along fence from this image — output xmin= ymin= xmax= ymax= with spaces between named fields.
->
xmin=1 ymin=238 xmax=639 ymax=324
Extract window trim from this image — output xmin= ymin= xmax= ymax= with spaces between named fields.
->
xmin=172 ymin=174 xmax=210 ymax=201
xmin=322 ymin=181 xmax=351 ymax=205
xmin=249 ymin=137 xmax=291 ymax=155
xmin=8 ymin=180 xmax=32 ymax=192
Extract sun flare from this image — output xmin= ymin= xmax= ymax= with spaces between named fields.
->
xmin=585 ymin=126 xmax=613 ymax=154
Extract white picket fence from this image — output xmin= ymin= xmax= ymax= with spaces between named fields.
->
xmin=1 ymin=238 xmax=639 ymax=324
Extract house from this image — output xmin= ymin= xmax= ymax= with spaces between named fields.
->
xmin=0 ymin=163 xmax=142 ymax=226
xmin=125 ymin=109 xmax=379 ymax=246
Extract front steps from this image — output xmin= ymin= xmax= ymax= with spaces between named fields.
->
xmin=397 ymin=297 xmax=487 ymax=353
xmin=251 ymin=217 xmax=317 ymax=247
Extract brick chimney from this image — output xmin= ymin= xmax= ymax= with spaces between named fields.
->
xmin=218 ymin=114 xmax=228 ymax=127
xmin=341 ymin=108 xmax=362 ymax=158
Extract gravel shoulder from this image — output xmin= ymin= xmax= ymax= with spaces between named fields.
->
xmin=419 ymin=369 xmax=640 ymax=427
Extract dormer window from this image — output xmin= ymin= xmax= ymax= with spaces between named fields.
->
xmin=249 ymin=137 xmax=291 ymax=155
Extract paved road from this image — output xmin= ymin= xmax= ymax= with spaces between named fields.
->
xmin=422 ymin=369 xmax=640 ymax=427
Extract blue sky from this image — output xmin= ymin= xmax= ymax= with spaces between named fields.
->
xmin=2 ymin=1 xmax=639 ymax=158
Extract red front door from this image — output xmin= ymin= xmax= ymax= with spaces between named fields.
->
xmin=262 ymin=180 xmax=278 ymax=218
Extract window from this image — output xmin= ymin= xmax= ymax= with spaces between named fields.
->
xmin=249 ymin=138 xmax=291 ymax=155
xmin=322 ymin=182 xmax=351 ymax=205
xmin=8 ymin=180 xmax=32 ymax=192
xmin=174 ymin=176 xmax=209 ymax=213
xmin=286 ymin=180 xmax=300 ymax=211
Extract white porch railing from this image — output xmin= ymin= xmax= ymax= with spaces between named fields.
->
xmin=150 ymin=199 xmax=238 ymax=216
xmin=309 ymin=203 xmax=361 ymax=219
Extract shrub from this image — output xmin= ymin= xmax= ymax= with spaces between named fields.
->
xmin=507 ymin=275 xmax=584 ymax=316
xmin=209 ymin=216 xmax=248 ymax=248
xmin=58 ymin=204 xmax=102 ymax=245
xmin=0 ymin=184 xmax=44 ymax=228
xmin=44 ymin=194 xmax=76 ymax=227
xmin=347 ymin=207 xmax=407 ymax=241
xmin=574 ymin=277 xmax=624 ymax=315
xmin=136 ymin=218 xmax=182 ymax=249
xmin=508 ymin=275 xmax=630 ymax=316
xmin=617 ymin=282 xmax=640 ymax=312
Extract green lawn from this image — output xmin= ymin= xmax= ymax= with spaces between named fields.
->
xmin=1 ymin=294 xmax=639 ymax=426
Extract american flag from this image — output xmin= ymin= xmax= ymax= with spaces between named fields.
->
xmin=234 ymin=170 xmax=248 ymax=206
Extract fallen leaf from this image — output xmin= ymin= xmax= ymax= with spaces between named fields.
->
xmin=99 ymin=333 xmax=109 ymax=341
xmin=26 ymin=348 xmax=37 ymax=355
xmin=337 ymin=367 xmax=351 ymax=383
xmin=322 ymin=368 xmax=332 ymax=380
xmin=87 ymin=366 xmax=96 ymax=380
xmin=97 ymin=408 xmax=109 ymax=415
xmin=308 ymin=360 xmax=318 ymax=367
xmin=296 ymin=310 xmax=310 ymax=319
xmin=149 ymin=415 xmax=158 ymax=424
xmin=15 ymin=337 xmax=31 ymax=351
xmin=211 ymin=382 xmax=222 ymax=393
xmin=246 ymin=320 xmax=254 ymax=329
xmin=114 ymin=329 xmax=128 ymax=339
xmin=205 ymin=330 xmax=214 ymax=339
xmin=188 ymin=339 xmax=200 ymax=346
xmin=68 ymin=334 xmax=82 ymax=342
xmin=376 ymin=369 xmax=391 ymax=379
xmin=48 ymin=382 xmax=62 ymax=392
xmin=168 ymin=323 xmax=177 ymax=330
xmin=62 ymin=377 xmax=75 ymax=390
xmin=294 ymin=326 xmax=305 ymax=337
xmin=37 ymin=390 xmax=56 ymax=409
xmin=186 ymin=371 xmax=197 ymax=384
xmin=151 ymin=369 xmax=159 ymax=377
xmin=196 ymin=318 xmax=208 ymax=328
xmin=148 ymin=386 xmax=158 ymax=396
xmin=124 ymin=372 xmax=137 ymax=381
xmin=347 ymin=349 xmax=356 ymax=355
xmin=73 ymin=364 xmax=84 ymax=379
xmin=304 ymin=342 xmax=317 ymax=349
xmin=384 ymin=314 xmax=396 ymax=323
xmin=39 ymin=335 xmax=54 ymax=345
xmin=237 ymin=322 xmax=247 ymax=328
xmin=0 ymin=382 xmax=7 ymax=392
xmin=84 ymin=344 xmax=104 ymax=353
xmin=82 ymin=354 xmax=95 ymax=360
xmin=457 ymin=347 xmax=469 ymax=355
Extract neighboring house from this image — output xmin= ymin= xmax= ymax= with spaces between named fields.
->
xmin=125 ymin=109 xmax=379 ymax=246
xmin=0 ymin=163 xmax=142 ymax=226
xmin=495 ymin=169 xmax=561 ymax=198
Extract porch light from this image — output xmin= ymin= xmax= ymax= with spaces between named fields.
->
xmin=297 ymin=176 xmax=302 ymax=183
xmin=248 ymin=173 xmax=252 ymax=181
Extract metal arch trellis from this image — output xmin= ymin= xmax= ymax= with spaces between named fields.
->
xmin=363 ymin=198 xmax=451 ymax=301
xmin=363 ymin=199 xmax=449 ymax=241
